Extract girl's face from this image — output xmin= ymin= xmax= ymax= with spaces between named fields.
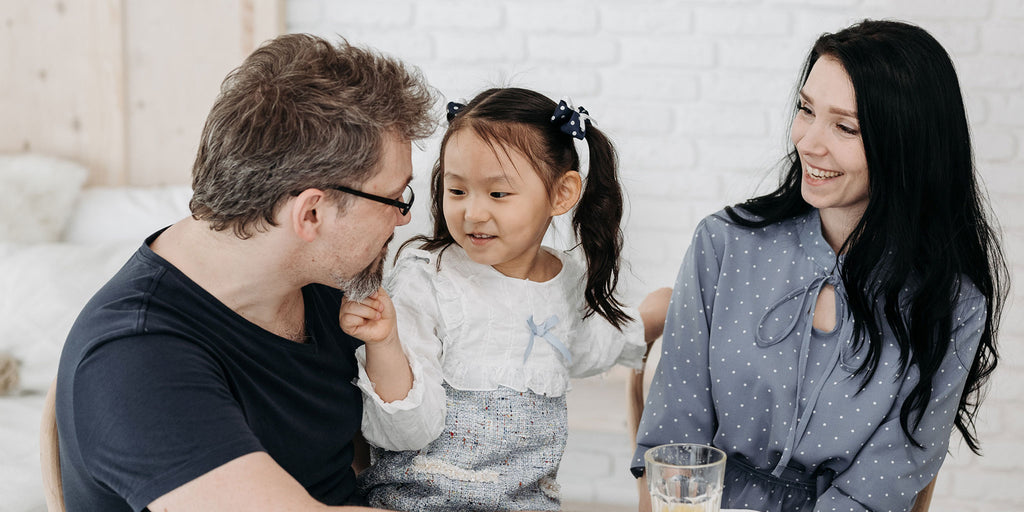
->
xmin=441 ymin=129 xmax=562 ymax=279
xmin=792 ymin=56 xmax=870 ymax=229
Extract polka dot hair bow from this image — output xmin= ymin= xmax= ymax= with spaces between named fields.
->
xmin=446 ymin=101 xmax=466 ymax=122
xmin=550 ymin=98 xmax=592 ymax=179
xmin=550 ymin=99 xmax=591 ymax=140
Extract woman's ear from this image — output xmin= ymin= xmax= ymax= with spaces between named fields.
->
xmin=551 ymin=170 xmax=583 ymax=216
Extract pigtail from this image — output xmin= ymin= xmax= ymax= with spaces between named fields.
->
xmin=572 ymin=125 xmax=633 ymax=329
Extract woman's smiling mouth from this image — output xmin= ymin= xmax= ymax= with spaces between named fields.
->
xmin=806 ymin=165 xmax=844 ymax=180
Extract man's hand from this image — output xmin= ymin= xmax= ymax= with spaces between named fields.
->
xmin=340 ymin=288 xmax=399 ymax=346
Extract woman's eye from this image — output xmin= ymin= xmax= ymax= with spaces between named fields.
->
xmin=837 ymin=123 xmax=860 ymax=136
xmin=797 ymin=101 xmax=813 ymax=116
xmin=490 ymin=191 xmax=509 ymax=199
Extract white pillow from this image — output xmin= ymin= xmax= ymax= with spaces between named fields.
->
xmin=0 ymin=154 xmax=88 ymax=243
xmin=64 ymin=185 xmax=193 ymax=243
xmin=0 ymin=241 xmax=138 ymax=392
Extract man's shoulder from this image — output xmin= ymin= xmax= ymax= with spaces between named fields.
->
xmin=64 ymin=249 xmax=160 ymax=344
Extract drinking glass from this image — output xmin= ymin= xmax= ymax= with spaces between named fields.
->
xmin=644 ymin=443 xmax=727 ymax=512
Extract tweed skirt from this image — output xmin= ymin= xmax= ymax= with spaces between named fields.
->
xmin=358 ymin=384 xmax=568 ymax=511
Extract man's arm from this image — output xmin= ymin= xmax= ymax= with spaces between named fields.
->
xmin=147 ymin=452 xmax=383 ymax=512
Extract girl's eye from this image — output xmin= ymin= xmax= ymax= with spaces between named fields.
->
xmin=447 ymin=188 xmax=465 ymax=196
xmin=797 ymin=101 xmax=813 ymax=116
xmin=490 ymin=191 xmax=509 ymax=199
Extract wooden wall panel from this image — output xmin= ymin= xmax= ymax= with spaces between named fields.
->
xmin=124 ymin=0 xmax=284 ymax=185
xmin=0 ymin=0 xmax=284 ymax=186
xmin=1 ymin=0 xmax=127 ymax=185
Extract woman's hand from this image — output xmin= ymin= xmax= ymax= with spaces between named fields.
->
xmin=340 ymin=287 xmax=399 ymax=346
xmin=637 ymin=475 xmax=651 ymax=512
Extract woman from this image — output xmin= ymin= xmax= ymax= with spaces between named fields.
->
xmin=631 ymin=20 xmax=1008 ymax=512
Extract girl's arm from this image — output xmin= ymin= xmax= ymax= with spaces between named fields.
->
xmin=341 ymin=289 xmax=412 ymax=402
xmin=813 ymin=288 xmax=987 ymax=512
xmin=639 ymin=286 xmax=672 ymax=347
xmin=352 ymin=253 xmax=447 ymax=452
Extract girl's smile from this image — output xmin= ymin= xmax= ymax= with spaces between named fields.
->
xmin=467 ymin=232 xmax=496 ymax=245
xmin=441 ymin=129 xmax=572 ymax=281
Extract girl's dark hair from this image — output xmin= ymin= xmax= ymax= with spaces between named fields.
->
xmin=404 ymin=87 xmax=631 ymax=328
xmin=726 ymin=19 xmax=1008 ymax=454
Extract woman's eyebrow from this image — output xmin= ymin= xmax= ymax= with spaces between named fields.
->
xmin=799 ymin=90 xmax=858 ymax=119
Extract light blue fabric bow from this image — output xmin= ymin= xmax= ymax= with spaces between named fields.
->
xmin=524 ymin=315 xmax=573 ymax=365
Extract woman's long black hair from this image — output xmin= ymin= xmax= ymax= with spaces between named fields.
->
xmin=403 ymin=87 xmax=632 ymax=328
xmin=725 ymin=20 xmax=1008 ymax=453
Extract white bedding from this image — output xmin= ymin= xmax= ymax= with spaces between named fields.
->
xmin=0 ymin=182 xmax=192 ymax=511
xmin=0 ymin=393 xmax=47 ymax=512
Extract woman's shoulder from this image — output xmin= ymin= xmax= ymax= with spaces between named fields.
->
xmin=690 ymin=207 xmax=771 ymax=238
xmin=953 ymin=276 xmax=986 ymax=309
xmin=698 ymin=206 xmax=815 ymax=237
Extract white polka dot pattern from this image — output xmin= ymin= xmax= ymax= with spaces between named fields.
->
xmin=631 ymin=209 xmax=988 ymax=512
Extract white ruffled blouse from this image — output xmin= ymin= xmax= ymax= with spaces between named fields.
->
xmin=355 ymin=244 xmax=646 ymax=451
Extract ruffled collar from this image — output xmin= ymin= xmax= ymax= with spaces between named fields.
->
xmin=441 ymin=243 xmax=575 ymax=288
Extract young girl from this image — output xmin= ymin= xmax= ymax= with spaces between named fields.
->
xmin=340 ymin=87 xmax=662 ymax=511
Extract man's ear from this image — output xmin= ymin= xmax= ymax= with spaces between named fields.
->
xmin=289 ymin=189 xmax=327 ymax=242
xmin=551 ymin=170 xmax=583 ymax=217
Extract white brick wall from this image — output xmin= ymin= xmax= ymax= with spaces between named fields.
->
xmin=288 ymin=1 xmax=1024 ymax=510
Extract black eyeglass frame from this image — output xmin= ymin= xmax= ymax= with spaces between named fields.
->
xmin=330 ymin=184 xmax=414 ymax=216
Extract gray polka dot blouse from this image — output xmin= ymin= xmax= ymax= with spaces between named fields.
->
xmin=631 ymin=209 xmax=986 ymax=512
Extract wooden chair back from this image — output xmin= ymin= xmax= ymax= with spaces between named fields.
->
xmin=40 ymin=379 xmax=66 ymax=512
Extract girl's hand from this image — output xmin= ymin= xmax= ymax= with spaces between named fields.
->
xmin=340 ymin=287 xmax=399 ymax=346
xmin=639 ymin=287 xmax=672 ymax=343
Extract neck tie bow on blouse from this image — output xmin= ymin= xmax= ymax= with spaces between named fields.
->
xmin=755 ymin=271 xmax=850 ymax=478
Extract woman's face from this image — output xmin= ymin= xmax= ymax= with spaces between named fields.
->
xmin=791 ymin=56 xmax=870 ymax=227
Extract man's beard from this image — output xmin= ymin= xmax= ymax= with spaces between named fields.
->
xmin=336 ymin=236 xmax=392 ymax=302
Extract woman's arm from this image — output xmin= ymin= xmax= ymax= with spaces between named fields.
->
xmin=631 ymin=219 xmax=723 ymax=476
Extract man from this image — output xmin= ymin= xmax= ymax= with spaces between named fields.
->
xmin=55 ymin=34 xmax=437 ymax=511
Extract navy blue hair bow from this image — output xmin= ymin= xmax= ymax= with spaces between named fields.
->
xmin=550 ymin=100 xmax=590 ymax=140
xmin=446 ymin=101 xmax=466 ymax=122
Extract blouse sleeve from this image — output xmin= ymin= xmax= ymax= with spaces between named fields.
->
xmin=814 ymin=287 xmax=988 ymax=512
xmin=568 ymin=305 xmax=646 ymax=379
xmin=355 ymin=250 xmax=447 ymax=452
xmin=631 ymin=218 xmax=722 ymax=475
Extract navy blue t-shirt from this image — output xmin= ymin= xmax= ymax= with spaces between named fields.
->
xmin=55 ymin=233 xmax=364 ymax=511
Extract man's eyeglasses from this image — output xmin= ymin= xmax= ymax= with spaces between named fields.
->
xmin=330 ymin=184 xmax=415 ymax=216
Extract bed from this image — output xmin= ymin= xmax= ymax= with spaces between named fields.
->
xmin=0 ymin=153 xmax=192 ymax=511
